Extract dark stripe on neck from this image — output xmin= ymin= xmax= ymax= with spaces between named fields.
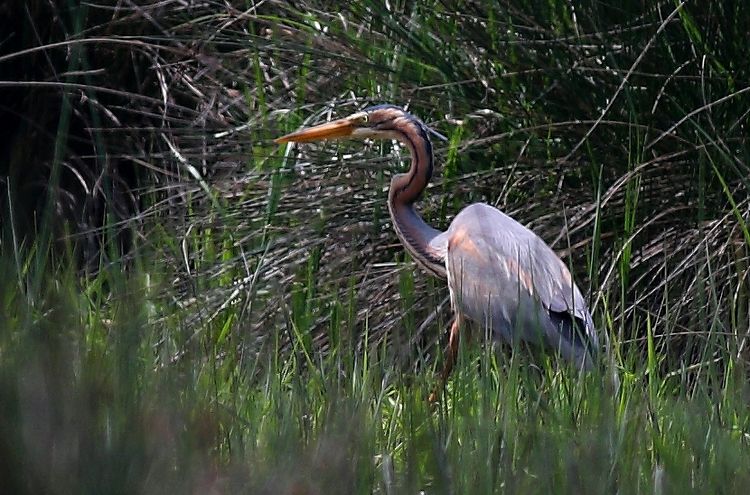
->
xmin=391 ymin=121 xmax=433 ymax=202
xmin=388 ymin=120 xmax=443 ymax=276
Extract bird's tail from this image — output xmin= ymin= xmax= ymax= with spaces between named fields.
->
xmin=546 ymin=310 xmax=599 ymax=371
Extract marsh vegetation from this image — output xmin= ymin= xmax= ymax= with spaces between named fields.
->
xmin=1 ymin=1 xmax=749 ymax=493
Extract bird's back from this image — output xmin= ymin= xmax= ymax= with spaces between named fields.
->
xmin=440 ymin=203 xmax=599 ymax=369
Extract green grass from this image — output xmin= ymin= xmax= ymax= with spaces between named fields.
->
xmin=2 ymin=250 xmax=750 ymax=493
xmin=2 ymin=0 xmax=750 ymax=493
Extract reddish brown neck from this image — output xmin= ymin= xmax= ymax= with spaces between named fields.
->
xmin=386 ymin=117 xmax=446 ymax=278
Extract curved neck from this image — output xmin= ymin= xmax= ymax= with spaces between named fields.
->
xmin=387 ymin=119 xmax=446 ymax=278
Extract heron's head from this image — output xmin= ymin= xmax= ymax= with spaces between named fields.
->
xmin=275 ymin=105 xmax=445 ymax=144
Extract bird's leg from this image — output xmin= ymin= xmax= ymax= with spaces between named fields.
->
xmin=441 ymin=316 xmax=462 ymax=380
xmin=428 ymin=315 xmax=463 ymax=403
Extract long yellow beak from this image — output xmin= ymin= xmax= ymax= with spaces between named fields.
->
xmin=275 ymin=117 xmax=356 ymax=144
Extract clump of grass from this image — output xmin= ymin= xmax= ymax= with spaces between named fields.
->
xmin=3 ymin=246 xmax=750 ymax=493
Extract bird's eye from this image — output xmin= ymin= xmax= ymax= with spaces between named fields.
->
xmin=349 ymin=112 xmax=370 ymax=127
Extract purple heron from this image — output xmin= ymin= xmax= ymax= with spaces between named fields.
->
xmin=276 ymin=104 xmax=600 ymax=385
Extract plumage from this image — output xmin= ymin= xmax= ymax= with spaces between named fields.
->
xmin=435 ymin=203 xmax=598 ymax=369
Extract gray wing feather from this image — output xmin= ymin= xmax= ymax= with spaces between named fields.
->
xmin=442 ymin=203 xmax=598 ymax=368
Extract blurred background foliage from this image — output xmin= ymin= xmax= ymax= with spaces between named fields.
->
xmin=1 ymin=0 xmax=749 ymax=492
